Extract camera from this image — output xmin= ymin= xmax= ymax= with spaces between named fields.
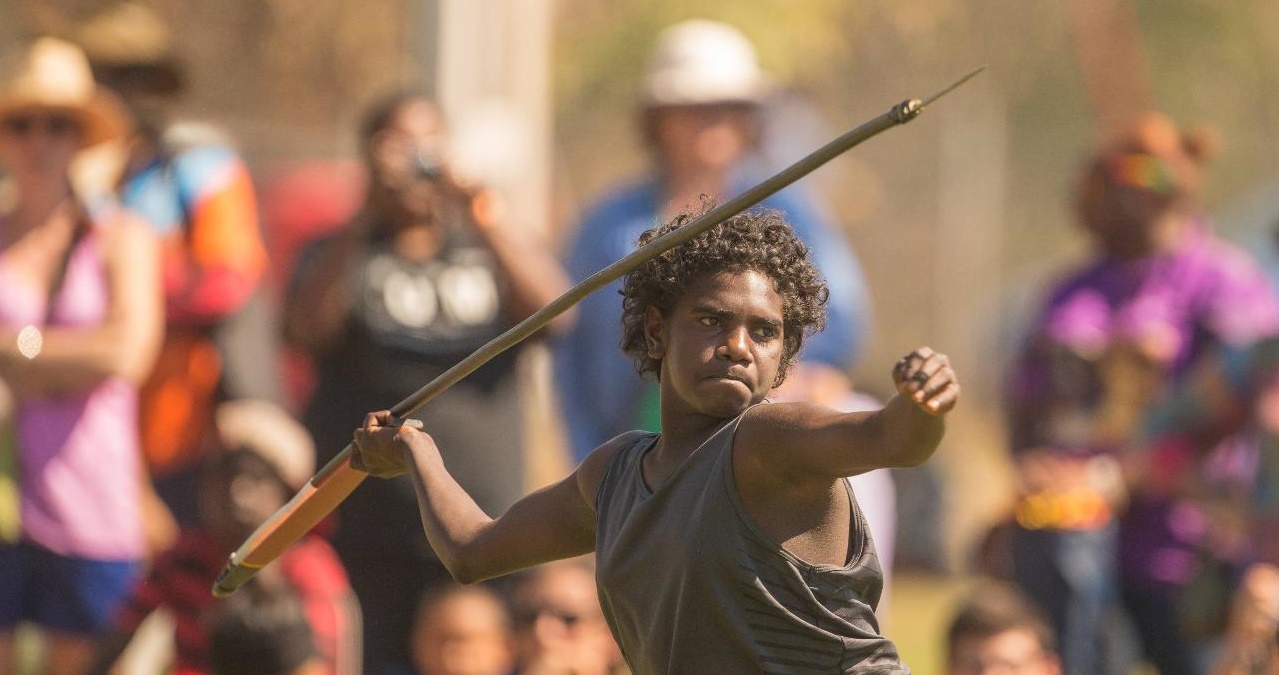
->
xmin=414 ymin=148 xmax=444 ymax=182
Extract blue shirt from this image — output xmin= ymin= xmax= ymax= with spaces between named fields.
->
xmin=553 ymin=176 xmax=871 ymax=463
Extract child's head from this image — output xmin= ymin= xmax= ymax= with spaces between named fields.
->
xmin=620 ymin=206 xmax=827 ymax=388
xmin=509 ymin=560 xmax=619 ymax=675
xmin=207 ymin=580 xmax=323 ymax=675
xmin=197 ymin=400 xmax=315 ymax=544
xmin=409 ymin=583 xmax=514 ymax=675
xmin=946 ymin=582 xmax=1060 ymax=675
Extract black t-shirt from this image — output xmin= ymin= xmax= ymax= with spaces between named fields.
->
xmin=294 ymin=223 xmax=526 ymax=561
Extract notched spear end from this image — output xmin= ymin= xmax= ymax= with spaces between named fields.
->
xmin=211 ymin=555 xmax=260 ymax=598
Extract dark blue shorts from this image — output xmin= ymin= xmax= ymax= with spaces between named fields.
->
xmin=0 ymin=540 xmax=139 ymax=635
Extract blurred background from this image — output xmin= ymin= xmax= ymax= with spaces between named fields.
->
xmin=3 ymin=0 xmax=1279 ymax=672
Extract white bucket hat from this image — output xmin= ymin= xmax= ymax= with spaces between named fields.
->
xmin=0 ymin=37 xmax=131 ymax=148
xmin=642 ymin=19 xmax=771 ymax=107
xmin=215 ymin=399 xmax=316 ymax=491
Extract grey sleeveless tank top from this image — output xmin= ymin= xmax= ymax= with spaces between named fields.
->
xmin=594 ymin=411 xmax=909 ymax=674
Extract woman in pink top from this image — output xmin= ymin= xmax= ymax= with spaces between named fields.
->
xmin=0 ymin=38 xmax=161 ymax=674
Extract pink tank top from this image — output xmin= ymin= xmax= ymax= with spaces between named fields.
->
xmin=0 ymin=211 xmax=145 ymax=560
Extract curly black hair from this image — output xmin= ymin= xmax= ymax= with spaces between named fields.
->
xmin=619 ymin=204 xmax=828 ymax=386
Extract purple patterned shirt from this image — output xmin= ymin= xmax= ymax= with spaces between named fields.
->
xmin=1011 ymin=220 xmax=1279 ymax=587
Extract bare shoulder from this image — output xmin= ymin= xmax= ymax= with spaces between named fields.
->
xmin=735 ymin=402 xmax=820 ymax=468
xmin=735 ymin=400 xmax=878 ymax=482
xmin=738 ymin=400 xmax=844 ymax=445
xmin=574 ymin=430 xmax=651 ymax=510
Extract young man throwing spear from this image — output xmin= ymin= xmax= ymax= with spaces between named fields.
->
xmin=351 ymin=206 xmax=959 ymax=674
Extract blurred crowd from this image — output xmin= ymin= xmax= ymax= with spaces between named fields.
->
xmin=0 ymin=5 xmax=1277 ymax=675
xmin=987 ymin=110 xmax=1279 ymax=674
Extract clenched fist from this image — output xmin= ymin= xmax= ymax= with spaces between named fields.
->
xmin=892 ymin=347 xmax=960 ymax=415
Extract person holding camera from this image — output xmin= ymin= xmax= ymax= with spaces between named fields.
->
xmin=283 ymin=91 xmax=573 ymax=675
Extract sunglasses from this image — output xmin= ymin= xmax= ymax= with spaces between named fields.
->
xmin=2 ymin=113 xmax=80 ymax=138
xmin=1104 ymin=153 xmax=1178 ymax=195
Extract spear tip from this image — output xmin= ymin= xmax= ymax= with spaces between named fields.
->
xmin=920 ymin=65 xmax=986 ymax=109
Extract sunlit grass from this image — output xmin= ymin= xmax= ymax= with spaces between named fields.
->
xmin=885 ymin=571 xmax=977 ymax=675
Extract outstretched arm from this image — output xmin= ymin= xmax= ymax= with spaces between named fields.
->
xmin=739 ymin=347 xmax=958 ymax=481
xmin=352 ymin=411 xmax=617 ymax=583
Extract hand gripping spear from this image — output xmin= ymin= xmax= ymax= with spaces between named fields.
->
xmin=212 ymin=66 xmax=984 ymax=598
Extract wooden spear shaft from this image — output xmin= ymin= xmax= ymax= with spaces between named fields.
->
xmin=212 ymin=67 xmax=983 ymax=598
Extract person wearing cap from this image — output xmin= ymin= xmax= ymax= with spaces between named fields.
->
xmin=70 ymin=1 xmax=279 ymax=530
xmin=1004 ymin=112 xmax=1279 ymax=674
xmin=0 ymin=36 xmax=163 ymax=675
xmin=91 ymin=399 xmax=359 ymax=675
xmin=552 ymin=18 xmax=872 ymax=465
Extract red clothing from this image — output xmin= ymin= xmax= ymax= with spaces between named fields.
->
xmin=115 ymin=531 xmax=356 ymax=674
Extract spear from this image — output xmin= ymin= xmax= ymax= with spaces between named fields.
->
xmin=212 ymin=66 xmax=985 ymax=598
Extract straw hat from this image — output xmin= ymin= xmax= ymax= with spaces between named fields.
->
xmin=0 ymin=37 xmax=131 ymax=148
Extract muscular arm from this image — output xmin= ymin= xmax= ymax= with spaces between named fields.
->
xmin=738 ymin=347 xmax=958 ymax=484
xmin=352 ymin=412 xmax=625 ymax=583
